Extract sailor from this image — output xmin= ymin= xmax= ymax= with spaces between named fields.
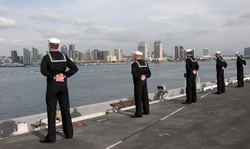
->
xmin=215 ymin=51 xmax=227 ymax=94
xmin=40 ymin=38 xmax=78 ymax=143
xmin=183 ymin=49 xmax=199 ymax=104
xmin=131 ymin=51 xmax=151 ymax=118
xmin=235 ymin=51 xmax=246 ymax=87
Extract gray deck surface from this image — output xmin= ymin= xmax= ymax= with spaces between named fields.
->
xmin=1 ymin=81 xmax=250 ymax=149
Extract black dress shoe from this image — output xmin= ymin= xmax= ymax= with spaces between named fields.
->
xmin=182 ymin=102 xmax=191 ymax=104
xmin=214 ymin=92 xmax=221 ymax=94
xmin=40 ymin=137 xmax=55 ymax=143
xmin=143 ymin=112 xmax=149 ymax=115
xmin=131 ymin=115 xmax=142 ymax=118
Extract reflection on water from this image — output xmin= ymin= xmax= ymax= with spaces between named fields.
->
xmin=0 ymin=60 xmax=249 ymax=120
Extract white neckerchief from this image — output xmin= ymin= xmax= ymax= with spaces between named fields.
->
xmin=135 ymin=60 xmax=148 ymax=68
xmin=48 ymin=53 xmax=66 ymax=63
xmin=188 ymin=56 xmax=197 ymax=62
xmin=239 ymin=55 xmax=244 ymax=60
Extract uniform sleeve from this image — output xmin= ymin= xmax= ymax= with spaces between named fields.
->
xmin=195 ymin=62 xmax=199 ymax=71
xmin=40 ymin=55 xmax=54 ymax=80
xmin=186 ymin=59 xmax=192 ymax=73
xmin=145 ymin=64 xmax=151 ymax=78
xmin=217 ymin=59 xmax=224 ymax=69
xmin=224 ymin=61 xmax=228 ymax=68
xmin=131 ymin=63 xmax=140 ymax=79
xmin=65 ymin=56 xmax=78 ymax=78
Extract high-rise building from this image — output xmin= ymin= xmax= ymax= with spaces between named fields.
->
xmin=175 ymin=46 xmax=179 ymax=59
xmin=244 ymin=47 xmax=250 ymax=58
xmin=154 ymin=40 xmax=163 ymax=60
xmin=32 ymin=47 xmax=39 ymax=63
xmin=138 ymin=42 xmax=148 ymax=60
xmin=179 ymin=46 xmax=185 ymax=60
xmin=69 ymin=44 xmax=76 ymax=61
xmin=114 ymin=47 xmax=123 ymax=61
xmin=100 ymin=51 xmax=109 ymax=61
xmin=192 ymin=49 xmax=195 ymax=57
xmin=203 ymin=48 xmax=209 ymax=56
xmin=78 ymin=52 xmax=84 ymax=62
xmin=61 ymin=45 xmax=68 ymax=56
xmin=93 ymin=49 xmax=99 ymax=60
xmin=23 ymin=48 xmax=30 ymax=64
xmin=11 ymin=50 xmax=18 ymax=63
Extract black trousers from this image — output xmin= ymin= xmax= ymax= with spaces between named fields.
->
xmin=237 ymin=67 xmax=244 ymax=87
xmin=134 ymin=80 xmax=149 ymax=117
xmin=185 ymin=73 xmax=197 ymax=103
xmin=46 ymin=82 xmax=73 ymax=141
xmin=217 ymin=70 xmax=225 ymax=93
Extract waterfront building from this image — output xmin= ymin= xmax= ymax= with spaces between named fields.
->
xmin=154 ymin=40 xmax=163 ymax=60
xmin=175 ymin=46 xmax=179 ymax=59
xmin=203 ymin=48 xmax=209 ymax=56
xmin=69 ymin=44 xmax=76 ymax=61
xmin=11 ymin=50 xmax=18 ymax=63
xmin=100 ymin=51 xmax=109 ymax=61
xmin=244 ymin=47 xmax=250 ymax=58
xmin=114 ymin=47 xmax=123 ymax=62
xmin=179 ymin=46 xmax=185 ymax=60
xmin=32 ymin=47 xmax=39 ymax=63
xmin=23 ymin=48 xmax=30 ymax=64
xmin=61 ymin=45 xmax=68 ymax=56
xmin=106 ymin=55 xmax=117 ymax=62
xmin=138 ymin=42 xmax=148 ymax=60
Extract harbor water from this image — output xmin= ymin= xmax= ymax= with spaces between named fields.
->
xmin=0 ymin=60 xmax=249 ymax=121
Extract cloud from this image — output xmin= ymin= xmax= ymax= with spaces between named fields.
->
xmin=0 ymin=16 xmax=17 ymax=28
xmin=0 ymin=6 xmax=10 ymax=15
xmin=29 ymin=10 xmax=62 ymax=22
xmin=223 ymin=11 xmax=250 ymax=27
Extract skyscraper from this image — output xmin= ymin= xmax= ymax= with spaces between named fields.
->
xmin=203 ymin=48 xmax=209 ymax=56
xmin=179 ymin=46 xmax=185 ymax=60
xmin=100 ymin=51 xmax=109 ymax=61
xmin=23 ymin=48 xmax=30 ymax=64
xmin=154 ymin=40 xmax=163 ymax=60
xmin=192 ymin=49 xmax=195 ymax=57
xmin=11 ymin=50 xmax=18 ymax=63
xmin=93 ymin=49 xmax=99 ymax=60
xmin=114 ymin=47 xmax=123 ymax=61
xmin=61 ymin=45 xmax=68 ymax=56
xmin=69 ymin=44 xmax=76 ymax=61
xmin=138 ymin=42 xmax=148 ymax=60
xmin=32 ymin=47 xmax=39 ymax=63
xmin=175 ymin=46 xmax=179 ymax=59
xmin=244 ymin=47 xmax=250 ymax=58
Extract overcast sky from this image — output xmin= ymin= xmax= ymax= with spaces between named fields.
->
xmin=0 ymin=0 xmax=250 ymax=56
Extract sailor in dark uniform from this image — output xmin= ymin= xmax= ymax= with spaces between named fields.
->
xmin=131 ymin=51 xmax=151 ymax=118
xmin=40 ymin=38 xmax=78 ymax=143
xmin=215 ymin=51 xmax=227 ymax=94
xmin=236 ymin=51 xmax=246 ymax=87
xmin=183 ymin=49 xmax=199 ymax=104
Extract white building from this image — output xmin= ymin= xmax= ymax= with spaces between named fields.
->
xmin=154 ymin=40 xmax=163 ymax=60
xmin=106 ymin=55 xmax=117 ymax=62
xmin=138 ymin=42 xmax=148 ymax=60
xmin=114 ymin=47 xmax=123 ymax=62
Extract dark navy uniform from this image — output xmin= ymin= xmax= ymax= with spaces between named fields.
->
xmin=131 ymin=59 xmax=151 ymax=117
xmin=185 ymin=56 xmax=199 ymax=104
xmin=236 ymin=55 xmax=246 ymax=87
xmin=40 ymin=51 xmax=78 ymax=142
xmin=216 ymin=56 xmax=227 ymax=94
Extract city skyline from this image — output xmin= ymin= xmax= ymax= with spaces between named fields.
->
xmin=0 ymin=0 xmax=250 ymax=56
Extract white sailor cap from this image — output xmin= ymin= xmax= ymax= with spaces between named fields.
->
xmin=185 ymin=49 xmax=192 ymax=53
xmin=216 ymin=51 xmax=221 ymax=54
xmin=235 ymin=51 xmax=240 ymax=55
xmin=48 ymin=38 xmax=60 ymax=44
xmin=133 ymin=51 xmax=143 ymax=56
